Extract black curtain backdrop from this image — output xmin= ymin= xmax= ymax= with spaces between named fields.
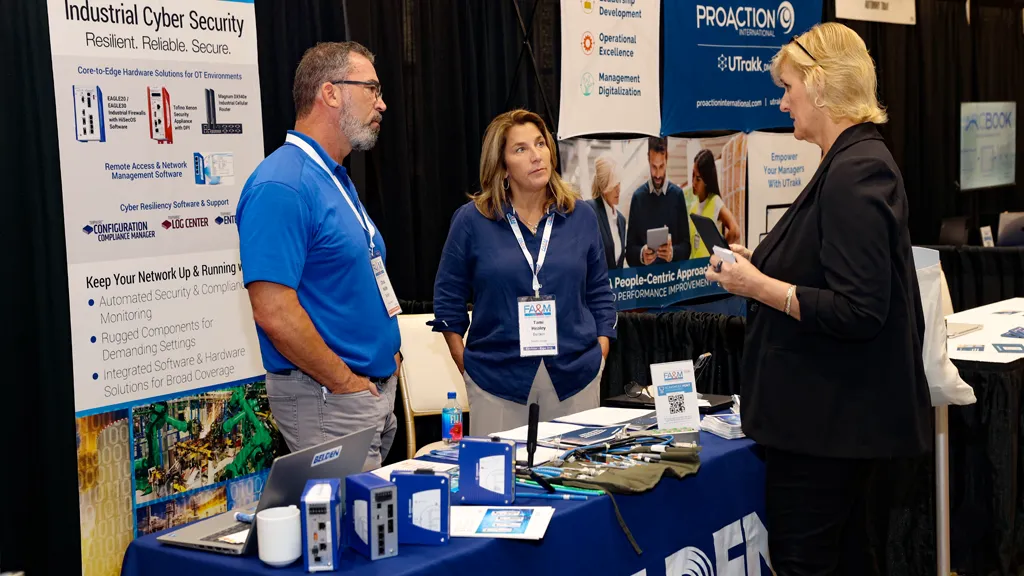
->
xmin=342 ymin=0 xmax=561 ymax=303
xmin=2 ymin=0 xmax=80 ymax=573
xmin=4 ymin=0 xmax=1024 ymax=573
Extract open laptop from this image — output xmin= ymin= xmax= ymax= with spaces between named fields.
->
xmin=157 ymin=426 xmax=374 ymax=555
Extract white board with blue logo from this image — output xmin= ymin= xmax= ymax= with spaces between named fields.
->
xmin=960 ymin=102 xmax=1017 ymax=191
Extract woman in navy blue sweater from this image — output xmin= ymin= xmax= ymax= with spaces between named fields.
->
xmin=431 ymin=110 xmax=617 ymax=436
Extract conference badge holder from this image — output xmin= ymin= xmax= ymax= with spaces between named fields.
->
xmin=371 ymin=250 xmax=402 ymax=318
xmin=508 ymin=209 xmax=557 ymax=357
xmin=518 ymin=296 xmax=557 ymax=357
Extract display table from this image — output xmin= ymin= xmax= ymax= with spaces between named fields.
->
xmin=941 ymin=298 xmax=1024 ymax=575
xmin=946 ymin=297 xmax=1024 ymax=364
xmin=122 ymin=433 xmax=766 ymax=576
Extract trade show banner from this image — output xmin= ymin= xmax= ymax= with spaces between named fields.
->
xmin=747 ymin=131 xmax=821 ymax=247
xmin=960 ymin=102 xmax=1017 ymax=190
xmin=835 ymin=0 xmax=916 ymax=25
xmin=560 ymin=134 xmax=748 ymax=309
xmin=662 ymin=0 xmax=821 ymax=133
xmin=558 ymin=0 xmax=661 ymax=138
xmin=46 ymin=1 xmax=277 ymax=574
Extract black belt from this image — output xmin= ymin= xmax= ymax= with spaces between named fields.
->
xmin=269 ymin=369 xmax=390 ymax=385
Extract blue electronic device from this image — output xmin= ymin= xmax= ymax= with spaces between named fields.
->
xmin=193 ymin=152 xmax=206 ymax=184
xmin=457 ymin=437 xmax=516 ymax=505
xmin=300 ymin=478 xmax=343 ymax=572
xmin=345 ymin=472 xmax=398 ymax=561
xmin=390 ymin=470 xmax=450 ymax=545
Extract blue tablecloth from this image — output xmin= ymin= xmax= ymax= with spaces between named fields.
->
xmin=123 ymin=433 xmax=767 ymax=576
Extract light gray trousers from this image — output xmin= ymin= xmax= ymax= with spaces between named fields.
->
xmin=463 ymin=360 xmax=603 ymax=437
xmin=266 ymin=370 xmax=397 ymax=471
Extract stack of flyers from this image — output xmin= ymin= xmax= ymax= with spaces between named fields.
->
xmin=701 ymin=414 xmax=744 ymax=440
xmin=1002 ymin=327 xmax=1024 ymax=339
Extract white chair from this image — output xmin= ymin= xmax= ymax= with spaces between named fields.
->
xmin=397 ymin=313 xmax=470 ymax=459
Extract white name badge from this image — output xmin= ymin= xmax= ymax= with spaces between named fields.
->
xmin=650 ymin=360 xmax=701 ymax=432
xmin=371 ymin=255 xmax=402 ymax=318
xmin=518 ymin=296 xmax=557 ymax=357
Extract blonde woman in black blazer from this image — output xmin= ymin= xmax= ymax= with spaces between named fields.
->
xmin=706 ymin=23 xmax=931 ymax=576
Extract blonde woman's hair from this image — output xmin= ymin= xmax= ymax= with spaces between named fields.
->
xmin=770 ymin=22 xmax=887 ymax=125
xmin=474 ymin=109 xmax=577 ymax=219
xmin=590 ymin=155 xmax=618 ymax=199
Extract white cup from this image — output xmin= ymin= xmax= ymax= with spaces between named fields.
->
xmin=256 ymin=505 xmax=301 ymax=567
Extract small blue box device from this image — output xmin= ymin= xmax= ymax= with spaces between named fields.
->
xmin=389 ymin=470 xmax=450 ymax=545
xmin=345 ymin=473 xmax=398 ymax=560
xmin=457 ymin=437 xmax=516 ymax=505
xmin=300 ymin=478 xmax=343 ymax=572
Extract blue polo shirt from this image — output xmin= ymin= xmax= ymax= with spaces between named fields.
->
xmin=432 ymin=201 xmax=617 ymax=404
xmin=236 ymin=130 xmax=400 ymax=378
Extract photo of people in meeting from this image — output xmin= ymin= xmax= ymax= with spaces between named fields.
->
xmin=560 ymin=133 xmax=748 ymax=270
xmin=559 ymin=138 xmax=649 ymax=270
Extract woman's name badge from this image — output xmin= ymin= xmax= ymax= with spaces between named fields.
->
xmin=517 ymin=296 xmax=557 ymax=357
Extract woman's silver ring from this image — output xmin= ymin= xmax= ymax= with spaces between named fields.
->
xmin=714 ymin=261 xmax=723 ymax=273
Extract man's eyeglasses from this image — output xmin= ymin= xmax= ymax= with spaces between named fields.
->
xmin=331 ymin=79 xmax=383 ymax=102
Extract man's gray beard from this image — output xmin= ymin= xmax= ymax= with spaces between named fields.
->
xmin=339 ymin=107 xmax=380 ymax=152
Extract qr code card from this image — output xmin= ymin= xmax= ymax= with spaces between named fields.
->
xmin=651 ymin=360 xmax=700 ymax=431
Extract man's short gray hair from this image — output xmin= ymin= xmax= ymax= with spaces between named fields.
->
xmin=293 ymin=41 xmax=375 ymax=118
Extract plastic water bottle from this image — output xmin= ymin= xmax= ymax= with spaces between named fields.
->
xmin=441 ymin=392 xmax=463 ymax=444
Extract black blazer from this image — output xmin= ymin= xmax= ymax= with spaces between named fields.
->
xmin=586 ymin=197 xmax=627 ymax=270
xmin=744 ymin=123 xmax=932 ymax=459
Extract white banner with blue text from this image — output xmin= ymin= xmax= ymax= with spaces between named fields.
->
xmin=746 ymin=131 xmax=821 ymax=248
xmin=558 ymin=0 xmax=661 ymax=138
xmin=960 ymin=102 xmax=1016 ymax=191
xmin=835 ymin=0 xmax=916 ymax=25
xmin=48 ymin=1 xmax=274 ymax=574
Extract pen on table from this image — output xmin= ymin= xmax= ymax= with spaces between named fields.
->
xmin=517 ymin=491 xmax=588 ymax=502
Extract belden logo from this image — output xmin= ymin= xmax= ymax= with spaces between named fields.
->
xmin=162 ymin=217 xmax=210 ymax=230
xmin=311 ymin=447 xmax=342 ymax=467
xmin=581 ymin=31 xmax=595 ymax=55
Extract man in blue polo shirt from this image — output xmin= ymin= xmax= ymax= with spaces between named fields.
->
xmin=237 ymin=41 xmax=401 ymax=470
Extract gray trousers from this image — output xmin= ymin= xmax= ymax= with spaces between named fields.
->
xmin=266 ymin=370 xmax=397 ymax=471
xmin=463 ymin=361 xmax=603 ymax=437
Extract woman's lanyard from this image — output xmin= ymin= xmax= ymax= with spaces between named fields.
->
xmin=285 ymin=133 xmax=376 ymax=255
xmin=507 ymin=210 xmax=555 ymax=297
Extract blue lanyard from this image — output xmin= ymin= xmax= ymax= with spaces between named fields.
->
xmin=507 ymin=210 xmax=555 ymax=297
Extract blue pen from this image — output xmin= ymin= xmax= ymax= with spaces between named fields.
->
xmin=518 ymin=492 xmax=588 ymax=502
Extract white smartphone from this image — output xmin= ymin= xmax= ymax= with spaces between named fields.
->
xmin=713 ymin=245 xmax=737 ymax=263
